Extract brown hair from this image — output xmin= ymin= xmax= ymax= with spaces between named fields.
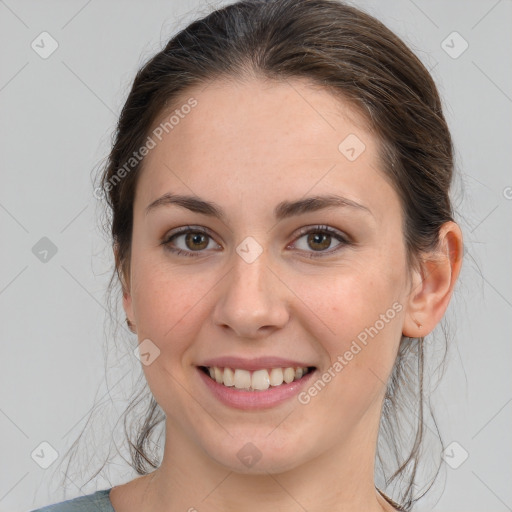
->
xmin=60 ymin=0 xmax=458 ymax=509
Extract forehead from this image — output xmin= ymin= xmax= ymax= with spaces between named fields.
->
xmin=135 ymin=77 xmax=395 ymax=219
xmin=154 ymin=76 xmax=372 ymax=157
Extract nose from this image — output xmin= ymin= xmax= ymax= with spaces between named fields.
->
xmin=211 ymin=249 xmax=290 ymax=339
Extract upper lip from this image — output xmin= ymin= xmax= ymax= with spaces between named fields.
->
xmin=199 ymin=356 xmax=315 ymax=371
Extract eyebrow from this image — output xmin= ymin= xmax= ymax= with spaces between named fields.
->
xmin=145 ymin=192 xmax=373 ymax=221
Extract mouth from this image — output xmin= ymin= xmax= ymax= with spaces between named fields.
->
xmin=198 ymin=365 xmax=316 ymax=391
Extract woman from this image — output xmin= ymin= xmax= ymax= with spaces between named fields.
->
xmin=31 ymin=0 xmax=463 ymax=510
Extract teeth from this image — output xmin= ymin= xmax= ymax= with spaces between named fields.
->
xmin=223 ymin=367 xmax=235 ymax=387
xmin=283 ymin=367 xmax=295 ymax=383
xmin=252 ymin=369 xmax=270 ymax=391
xmin=269 ymin=368 xmax=284 ymax=386
xmin=234 ymin=369 xmax=251 ymax=389
xmin=204 ymin=366 xmax=311 ymax=390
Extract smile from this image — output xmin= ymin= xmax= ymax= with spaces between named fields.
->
xmin=197 ymin=364 xmax=317 ymax=410
xmin=200 ymin=365 xmax=314 ymax=391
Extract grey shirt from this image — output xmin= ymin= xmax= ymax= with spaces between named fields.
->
xmin=29 ymin=486 xmax=406 ymax=511
xmin=29 ymin=489 xmax=114 ymax=512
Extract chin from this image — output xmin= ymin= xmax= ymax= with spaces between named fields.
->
xmin=203 ymin=435 xmax=308 ymax=475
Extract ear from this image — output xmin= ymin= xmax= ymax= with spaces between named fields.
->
xmin=114 ymin=242 xmax=136 ymax=333
xmin=402 ymin=221 xmax=463 ymax=338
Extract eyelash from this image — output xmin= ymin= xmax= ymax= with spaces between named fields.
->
xmin=161 ymin=225 xmax=350 ymax=259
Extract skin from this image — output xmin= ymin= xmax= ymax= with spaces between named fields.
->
xmin=110 ymin=76 xmax=463 ymax=512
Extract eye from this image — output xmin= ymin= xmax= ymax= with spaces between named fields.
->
xmin=161 ymin=224 xmax=350 ymax=259
xmin=289 ymin=225 xmax=350 ymax=258
xmin=161 ymin=226 xmax=221 ymax=257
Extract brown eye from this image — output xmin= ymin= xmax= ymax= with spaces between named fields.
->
xmin=291 ymin=225 xmax=349 ymax=258
xmin=162 ymin=227 xmax=221 ymax=257
xmin=307 ymin=232 xmax=332 ymax=251
xmin=184 ymin=232 xmax=209 ymax=251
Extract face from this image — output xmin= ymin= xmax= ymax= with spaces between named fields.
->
xmin=122 ymin=77 xmax=413 ymax=475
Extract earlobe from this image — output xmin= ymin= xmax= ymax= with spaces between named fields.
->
xmin=402 ymin=221 xmax=463 ymax=338
xmin=114 ymin=243 xmax=137 ymax=333
xmin=122 ymin=285 xmax=137 ymax=334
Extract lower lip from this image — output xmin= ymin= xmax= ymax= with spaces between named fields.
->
xmin=197 ymin=367 xmax=317 ymax=410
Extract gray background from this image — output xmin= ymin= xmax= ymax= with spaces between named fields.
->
xmin=0 ymin=1 xmax=511 ymax=511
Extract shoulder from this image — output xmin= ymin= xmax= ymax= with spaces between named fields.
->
xmin=29 ymin=489 xmax=114 ymax=512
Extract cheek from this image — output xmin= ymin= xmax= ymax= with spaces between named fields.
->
xmin=130 ymin=261 xmax=209 ymax=409
xmin=296 ymin=262 xmax=401 ymax=338
xmin=130 ymin=256 xmax=211 ymax=350
xmin=293 ymin=260 xmax=404 ymax=395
